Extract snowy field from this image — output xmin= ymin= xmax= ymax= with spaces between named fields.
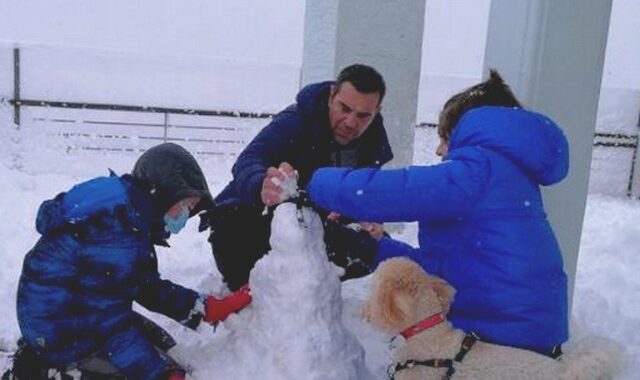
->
xmin=0 ymin=107 xmax=638 ymax=378
xmin=1 ymin=1 xmax=639 ymax=377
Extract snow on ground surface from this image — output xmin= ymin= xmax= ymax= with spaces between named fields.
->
xmin=0 ymin=110 xmax=638 ymax=379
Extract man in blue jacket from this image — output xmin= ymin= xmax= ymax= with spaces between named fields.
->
xmin=306 ymin=71 xmax=569 ymax=357
xmin=7 ymin=143 xmax=252 ymax=380
xmin=204 ymin=64 xmax=394 ymax=291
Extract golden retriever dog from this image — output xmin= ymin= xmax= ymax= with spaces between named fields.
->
xmin=363 ymin=258 xmax=622 ymax=380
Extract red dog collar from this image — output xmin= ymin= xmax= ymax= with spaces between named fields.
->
xmin=401 ymin=313 xmax=445 ymax=339
xmin=388 ymin=312 xmax=445 ymax=350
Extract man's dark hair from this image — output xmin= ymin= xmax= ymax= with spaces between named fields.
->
xmin=438 ymin=69 xmax=521 ymax=140
xmin=335 ymin=64 xmax=386 ymax=103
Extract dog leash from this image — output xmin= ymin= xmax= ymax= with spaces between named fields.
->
xmin=387 ymin=331 xmax=479 ymax=380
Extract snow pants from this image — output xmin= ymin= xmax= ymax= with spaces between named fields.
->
xmin=5 ymin=314 xmax=183 ymax=380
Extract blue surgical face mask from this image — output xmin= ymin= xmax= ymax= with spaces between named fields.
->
xmin=164 ymin=204 xmax=189 ymax=234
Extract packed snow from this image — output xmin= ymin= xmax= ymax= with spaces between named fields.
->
xmin=192 ymin=203 xmax=370 ymax=380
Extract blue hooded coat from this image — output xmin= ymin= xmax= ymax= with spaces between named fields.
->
xmin=308 ymin=106 xmax=569 ymax=350
xmin=17 ymin=144 xmax=214 ymax=380
xmin=17 ymin=175 xmax=198 ymax=379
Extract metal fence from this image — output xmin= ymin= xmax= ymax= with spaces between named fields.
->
xmin=5 ymin=99 xmax=639 ymax=198
xmin=9 ymin=98 xmax=273 ymax=157
xmin=417 ymin=122 xmax=640 ymax=198
xmin=593 ymin=132 xmax=639 ymax=197
xmin=4 ymin=48 xmax=640 ymax=198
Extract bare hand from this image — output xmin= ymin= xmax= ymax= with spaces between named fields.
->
xmin=360 ymin=222 xmax=385 ymax=241
xmin=261 ymin=167 xmax=286 ymax=207
xmin=327 ymin=212 xmax=341 ymax=222
xmin=278 ymin=162 xmax=296 ymax=178
xmin=260 ymin=162 xmax=298 ymax=207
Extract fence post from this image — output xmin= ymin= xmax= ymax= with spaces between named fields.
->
xmin=13 ymin=48 xmax=20 ymax=126
xmin=629 ymin=135 xmax=639 ymax=197
xmin=163 ymin=112 xmax=169 ymax=143
xmin=633 ymin=113 xmax=640 ymax=198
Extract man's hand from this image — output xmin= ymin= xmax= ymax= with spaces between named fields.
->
xmin=327 ymin=212 xmax=341 ymax=222
xmin=360 ymin=222 xmax=385 ymax=241
xmin=261 ymin=162 xmax=298 ymax=207
xmin=204 ymin=284 xmax=252 ymax=323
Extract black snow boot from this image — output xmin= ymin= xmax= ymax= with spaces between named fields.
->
xmin=1 ymin=339 xmax=68 ymax=380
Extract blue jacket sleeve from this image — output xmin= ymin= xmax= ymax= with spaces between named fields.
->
xmin=307 ymin=148 xmax=490 ymax=223
xmin=231 ymin=109 xmax=306 ymax=205
xmin=136 ymin=273 xmax=199 ymax=324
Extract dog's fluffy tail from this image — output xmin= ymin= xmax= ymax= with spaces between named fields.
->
xmin=558 ymin=336 xmax=625 ymax=380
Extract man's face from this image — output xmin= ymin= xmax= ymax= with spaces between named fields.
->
xmin=328 ymin=82 xmax=381 ymax=145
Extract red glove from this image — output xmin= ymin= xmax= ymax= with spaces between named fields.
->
xmin=204 ymin=284 xmax=252 ymax=323
xmin=166 ymin=372 xmax=186 ymax=380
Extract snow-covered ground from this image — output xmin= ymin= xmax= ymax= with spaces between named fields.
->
xmin=0 ymin=108 xmax=638 ymax=379
xmin=0 ymin=1 xmax=638 ymax=377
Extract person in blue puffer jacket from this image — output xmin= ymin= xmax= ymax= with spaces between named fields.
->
xmin=306 ymin=71 xmax=569 ymax=356
xmin=7 ymin=143 xmax=252 ymax=380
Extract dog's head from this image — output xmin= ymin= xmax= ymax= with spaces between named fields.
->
xmin=363 ymin=258 xmax=455 ymax=334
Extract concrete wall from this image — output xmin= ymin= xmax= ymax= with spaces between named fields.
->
xmin=484 ymin=0 xmax=613 ymax=305
xmin=302 ymin=0 xmax=426 ymax=168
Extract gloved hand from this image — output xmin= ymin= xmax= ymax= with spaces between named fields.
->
xmin=204 ymin=284 xmax=252 ymax=323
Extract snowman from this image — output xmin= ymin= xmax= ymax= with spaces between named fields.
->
xmin=232 ymin=202 xmax=370 ymax=380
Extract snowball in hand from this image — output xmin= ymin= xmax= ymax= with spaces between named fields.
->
xmin=270 ymin=171 xmax=299 ymax=203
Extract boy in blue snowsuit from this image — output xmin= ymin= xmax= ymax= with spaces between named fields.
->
xmin=6 ymin=143 xmax=251 ymax=380
xmin=306 ymin=71 xmax=569 ymax=356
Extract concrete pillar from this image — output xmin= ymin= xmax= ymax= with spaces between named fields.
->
xmin=483 ymin=0 xmax=612 ymax=305
xmin=301 ymin=0 xmax=426 ymax=167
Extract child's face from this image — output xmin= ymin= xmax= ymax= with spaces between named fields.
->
xmin=166 ymin=196 xmax=201 ymax=218
xmin=436 ymin=109 xmax=453 ymax=159
xmin=163 ymin=196 xmax=201 ymax=235
xmin=436 ymin=135 xmax=449 ymax=158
